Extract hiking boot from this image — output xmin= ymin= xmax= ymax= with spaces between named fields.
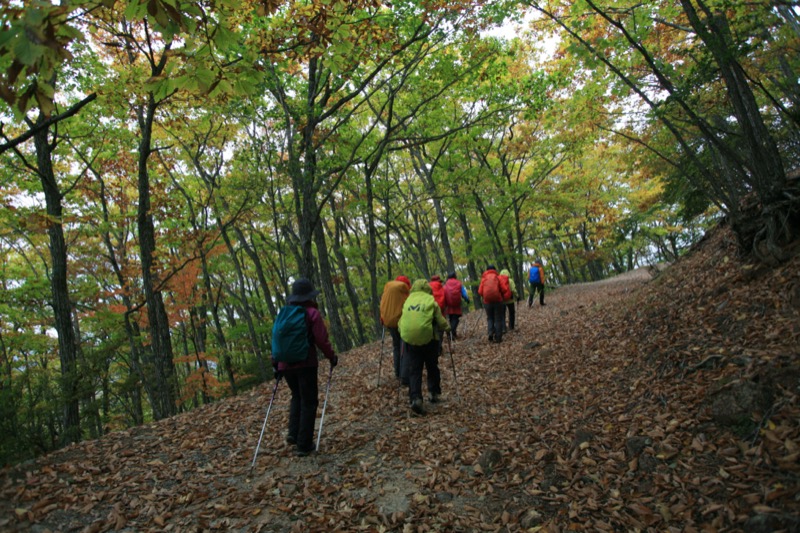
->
xmin=294 ymin=446 xmax=315 ymax=457
xmin=488 ymin=334 xmax=494 ymax=342
xmin=430 ymin=393 xmax=441 ymax=404
xmin=411 ymin=398 xmax=425 ymax=415
xmin=286 ymin=435 xmax=297 ymax=445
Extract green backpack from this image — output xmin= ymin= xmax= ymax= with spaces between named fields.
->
xmin=271 ymin=306 xmax=310 ymax=363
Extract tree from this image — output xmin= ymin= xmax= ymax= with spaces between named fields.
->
xmin=524 ymin=0 xmax=799 ymax=262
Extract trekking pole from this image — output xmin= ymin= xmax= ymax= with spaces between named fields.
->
xmin=316 ymin=365 xmax=334 ymax=452
xmin=447 ymin=335 xmax=460 ymax=401
xmin=377 ymin=327 xmax=386 ymax=387
xmin=249 ymin=377 xmax=281 ymax=474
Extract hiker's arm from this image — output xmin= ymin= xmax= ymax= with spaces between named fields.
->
xmin=308 ymin=308 xmax=336 ymax=360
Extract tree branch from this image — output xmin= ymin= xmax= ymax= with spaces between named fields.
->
xmin=0 ymin=93 xmax=97 ymax=155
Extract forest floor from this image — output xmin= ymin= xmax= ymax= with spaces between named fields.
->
xmin=2 ymin=222 xmax=799 ymax=533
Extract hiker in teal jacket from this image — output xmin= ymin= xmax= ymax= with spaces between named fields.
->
xmin=399 ymin=279 xmax=451 ymax=414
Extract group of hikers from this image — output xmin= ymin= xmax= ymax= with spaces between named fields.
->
xmin=267 ymin=261 xmax=547 ymax=457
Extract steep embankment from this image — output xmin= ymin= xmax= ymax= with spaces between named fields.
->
xmin=2 ymin=223 xmax=799 ymax=532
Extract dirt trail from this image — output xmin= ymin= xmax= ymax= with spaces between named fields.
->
xmin=2 ymin=227 xmax=799 ymax=532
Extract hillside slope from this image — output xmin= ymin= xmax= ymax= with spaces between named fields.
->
xmin=2 ymin=223 xmax=799 ymax=532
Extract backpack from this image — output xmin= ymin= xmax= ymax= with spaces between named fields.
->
xmin=444 ymin=280 xmax=462 ymax=307
xmin=271 ymin=306 xmax=310 ymax=363
xmin=529 ymin=265 xmax=541 ymax=283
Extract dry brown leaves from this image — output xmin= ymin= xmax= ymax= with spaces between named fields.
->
xmin=1 ymin=225 xmax=799 ymax=532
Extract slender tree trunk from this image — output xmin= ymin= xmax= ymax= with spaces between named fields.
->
xmin=313 ymin=221 xmax=351 ymax=352
xmin=218 ymin=225 xmax=268 ymax=381
xmin=331 ymin=214 xmax=366 ymax=345
xmin=458 ymin=212 xmax=480 ymax=307
xmin=199 ymin=254 xmax=237 ymax=394
xmin=364 ymin=167 xmax=381 ymax=336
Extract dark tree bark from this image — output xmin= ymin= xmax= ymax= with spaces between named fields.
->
xmin=32 ymin=114 xmax=81 ymax=445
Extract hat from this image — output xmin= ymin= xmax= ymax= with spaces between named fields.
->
xmin=447 ymin=272 xmax=456 ymax=279
xmin=431 ymin=275 xmax=441 ymax=282
xmin=411 ymin=279 xmax=432 ymax=294
xmin=396 ymin=275 xmax=411 ymax=288
xmin=486 ymin=264 xmax=496 ymax=271
xmin=286 ymin=278 xmax=320 ymax=303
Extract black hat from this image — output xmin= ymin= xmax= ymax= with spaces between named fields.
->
xmin=486 ymin=264 xmax=496 ymax=271
xmin=447 ymin=272 xmax=456 ymax=279
xmin=286 ymin=278 xmax=320 ymax=303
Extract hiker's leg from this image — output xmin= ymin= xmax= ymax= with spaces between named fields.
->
xmin=492 ymin=303 xmax=504 ymax=342
xmin=285 ymin=372 xmax=301 ymax=442
xmin=389 ymin=327 xmax=402 ymax=378
xmin=486 ymin=304 xmax=495 ymax=339
xmin=406 ymin=346 xmax=424 ymax=403
xmin=295 ymin=367 xmax=319 ymax=453
xmin=528 ymin=282 xmax=534 ymax=307
xmin=540 ymin=283 xmax=546 ymax=305
xmin=507 ymin=303 xmax=515 ymax=330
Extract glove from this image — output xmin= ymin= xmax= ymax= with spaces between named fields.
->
xmin=331 ymin=355 xmax=339 ymax=368
xmin=272 ymin=363 xmax=282 ymax=381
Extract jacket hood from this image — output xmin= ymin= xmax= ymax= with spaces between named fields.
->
xmin=500 ymin=269 xmax=510 ymax=276
xmin=396 ymin=275 xmax=411 ymax=288
xmin=411 ymin=279 xmax=432 ymax=294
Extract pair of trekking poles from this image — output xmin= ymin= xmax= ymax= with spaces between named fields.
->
xmin=249 ymin=365 xmax=334 ymax=473
xmin=377 ymin=327 xmax=460 ymax=401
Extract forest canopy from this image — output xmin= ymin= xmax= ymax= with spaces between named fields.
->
xmin=0 ymin=0 xmax=797 ymax=463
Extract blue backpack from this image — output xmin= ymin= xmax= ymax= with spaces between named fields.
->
xmin=271 ymin=306 xmax=310 ymax=363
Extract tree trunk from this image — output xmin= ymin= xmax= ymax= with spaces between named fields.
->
xmin=313 ymin=221 xmax=351 ymax=352
xmin=136 ymin=98 xmax=178 ymax=420
xmin=332 ymin=214 xmax=366 ymax=345
xmin=218 ymin=224 xmax=268 ymax=381
xmin=33 ymin=116 xmax=81 ymax=445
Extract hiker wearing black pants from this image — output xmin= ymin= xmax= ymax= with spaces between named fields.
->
xmin=528 ymin=259 xmax=546 ymax=307
xmin=443 ymin=272 xmax=470 ymax=339
xmin=500 ymin=269 xmax=516 ymax=331
xmin=479 ymin=265 xmax=511 ymax=343
xmin=273 ymin=279 xmax=338 ymax=457
xmin=399 ymin=279 xmax=451 ymax=414
xmin=380 ymin=275 xmax=412 ymax=384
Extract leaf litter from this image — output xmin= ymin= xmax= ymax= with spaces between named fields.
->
xmin=1 ymin=224 xmax=799 ymax=532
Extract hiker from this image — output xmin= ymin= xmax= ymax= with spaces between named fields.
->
xmin=499 ymin=268 xmax=516 ymax=331
xmin=380 ymin=275 xmax=412 ymax=385
xmin=478 ymin=265 xmax=510 ymax=343
xmin=399 ymin=279 xmax=451 ymax=414
xmin=443 ymin=272 xmax=470 ymax=338
xmin=429 ymin=275 xmax=447 ymax=354
xmin=527 ymin=259 xmax=546 ymax=307
xmin=273 ymin=278 xmax=338 ymax=457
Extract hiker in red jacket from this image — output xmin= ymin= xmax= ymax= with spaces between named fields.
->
xmin=429 ymin=275 xmax=446 ymax=354
xmin=478 ymin=265 xmax=511 ymax=343
xmin=443 ymin=272 xmax=470 ymax=339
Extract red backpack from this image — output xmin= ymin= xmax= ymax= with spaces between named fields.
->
xmin=444 ymin=279 xmax=462 ymax=307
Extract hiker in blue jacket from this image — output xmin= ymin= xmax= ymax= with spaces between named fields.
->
xmin=527 ymin=259 xmax=546 ymax=307
xmin=273 ymin=279 xmax=338 ymax=456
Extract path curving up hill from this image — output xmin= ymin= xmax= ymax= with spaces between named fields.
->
xmin=2 ymin=224 xmax=799 ymax=532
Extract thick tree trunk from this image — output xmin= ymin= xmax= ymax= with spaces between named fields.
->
xmin=137 ymin=98 xmax=178 ymax=420
xmin=33 ymin=117 xmax=81 ymax=445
